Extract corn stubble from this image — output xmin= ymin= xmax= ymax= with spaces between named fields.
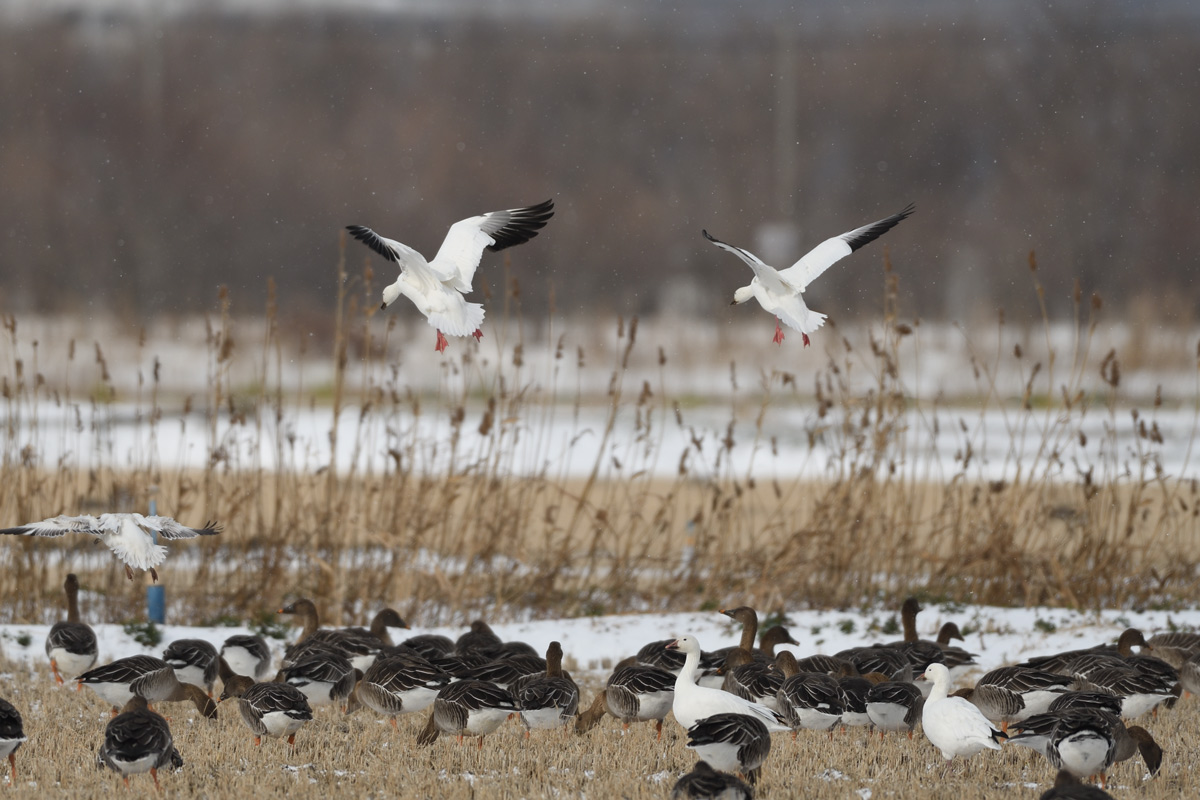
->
xmin=0 ymin=666 xmax=1193 ymax=799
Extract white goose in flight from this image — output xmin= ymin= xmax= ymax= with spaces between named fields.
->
xmin=0 ymin=513 xmax=221 ymax=582
xmin=704 ymin=203 xmax=914 ymax=346
xmin=347 ymin=199 xmax=554 ymax=353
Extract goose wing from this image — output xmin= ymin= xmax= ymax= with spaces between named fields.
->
xmin=779 ymin=203 xmax=914 ymax=289
xmin=346 ymin=225 xmax=446 ymax=290
xmin=136 ymin=515 xmax=222 ymax=540
xmin=243 ymin=683 xmax=313 ymax=720
xmin=430 ymin=200 xmax=554 ymax=291
xmin=702 ymin=230 xmax=793 ymax=295
xmin=47 ymin=621 xmax=98 ymax=656
xmin=79 ymin=656 xmax=169 ymax=685
xmin=0 ymin=514 xmax=103 ymax=538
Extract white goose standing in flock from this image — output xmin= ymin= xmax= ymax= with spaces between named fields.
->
xmin=0 ymin=513 xmax=221 ymax=582
xmin=347 ymin=199 xmax=555 ymax=353
xmin=921 ymin=663 xmax=1006 ymax=768
xmin=704 ymin=203 xmax=914 ymax=346
xmin=666 ymin=636 xmax=788 ymax=731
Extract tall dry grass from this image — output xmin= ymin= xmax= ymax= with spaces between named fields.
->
xmin=1 ymin=248 xmax=1198 ymax=627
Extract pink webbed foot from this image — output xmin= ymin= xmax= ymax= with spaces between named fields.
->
xmin=472 ymin=329 xmax=483 ymax=342
xmin=434 ymin=330 xmax=449 ymax=353
xmin=772 ymin=319 xmax=785 ymax=345
xmin=802 ymin=333 xmax=811 ymax=347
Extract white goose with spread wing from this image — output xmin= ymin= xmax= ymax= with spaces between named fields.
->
xmin=704 ymin=203 xmax=913 ymax=346
xmin=0 ymin=513 xmax=220 ymax=582
xmin=347 ymin=200 xmax=554 ymax=353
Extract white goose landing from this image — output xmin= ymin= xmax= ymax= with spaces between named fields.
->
xmin=347 ymin=199 xmax=554 ymax=353
xmin=0 ymin=513 xmax=221 ymax=582
xmin=704 ymin=203 xmax=913 ymax=347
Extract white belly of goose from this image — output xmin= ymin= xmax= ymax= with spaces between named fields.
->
xmin=49 ymin=648 xmax=97 ymax=679
xmin=86 ymin=682 xmax=136 ymax=708
xmin=105 ymin=752 xmax=158 ymax=776
xmin=1120 ymin=693 xmax=1171 ymax=719
xmin=520 ymin=706 xmax=569 ymax=730
xmin=1056 ymin=730 xmax=1111 ymax=777
xmin=1015 ymin=690 xmax=1065 ymax=719
xmin=638 ymin=691 xmax=674 ymax=721
xmin=170 ymin=664 xmax=208 ymax=691
xmin=866 ymin=702 xmax=910 ymax=732
xmin=289 ymin=680 xmax=338 ymax=707
xmin=464 ymin=707 xmax=511 ymax=737
xmin=364 ymin=685 xmax=440 ymax=716
xmin=221 ymin=647 xmax=267 ymax=680
xmin=688 ymin=741 xmax=742 ymax=774
xmin=259 ymin=710 xmax=307 ymax=738
xmin=789 ymin=706 xmax=841 ymax=731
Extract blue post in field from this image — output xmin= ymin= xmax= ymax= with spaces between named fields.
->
xmin=146 ymin=493 xmax=165 ymax=624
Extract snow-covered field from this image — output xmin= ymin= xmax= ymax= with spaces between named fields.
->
xmin=5 ymin=603 xmax=1197 ymax=681
xmin=7 ymin=398 xmax=1197 ymax=483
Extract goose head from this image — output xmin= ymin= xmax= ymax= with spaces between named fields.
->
xmin=665 ymin=636 xmax=700 ymax=656
xmin=937 ymin=622 xmax=965 ymax=645
xmin=1127 ymin=725 xmax=1163 ymax=775
xmin=921 ymin=662 xmax=951 ymax=688
xmin=1117 ymin=628 xmax=1149 ymax=656
xmin=381 ymin=282 xmax=402 ymax=309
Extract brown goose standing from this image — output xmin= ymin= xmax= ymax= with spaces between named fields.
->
xmin=45 ymin=573 xmax=98 ymax=685
xmin=575 ymin=659 xmax=675 ymax=738
xmin=275 ymin=649 xmax=359 ymax=708
xmin=78 ymin=656 xmax=174 ymax=713
xmin=96 ymin=696 xmax=182 ymax=790
xmin=866 ymin=679 xmax=923 ymax=738
xmin=416 ymin=679 xmax=517 ymax=748
xmin=345 ymin=652 xmax=452 ymax=730
xmin=0 ymin=699 xmax=25 ymax=784
xmin=162 ymin=638 xmax=219 ymax=696
xmin=219 ymin=665 xmax=313 ymax=748
xmin=513 ymin=642 xmax=579 ymax=735
xmin=685 ymin=713 xmax=771 ymax=785
xmin=1008 ymin=708 xmax=1161 ymax=789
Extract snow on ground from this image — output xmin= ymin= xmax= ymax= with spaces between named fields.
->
xmin=5 ymin=603 xmax=1198 ymax=682
xmin=7 ymin=399 xmax=1197 ymax=482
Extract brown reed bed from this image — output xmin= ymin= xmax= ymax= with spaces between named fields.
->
xmin=1 ymin=254 xmax=1198 ymax=627
xmin=0 ymin=653 xmax=1194 ymax=800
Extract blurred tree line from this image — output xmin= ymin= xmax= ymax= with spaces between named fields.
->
xmin=1 ymin=3 xmax=1197 ymax=326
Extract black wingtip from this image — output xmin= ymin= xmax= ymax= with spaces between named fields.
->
xmin=701 ymin=229 xmax=718 ymax=243
xmin=842 ymin=204 xmax=916 ymax=253
xmin=484 ymin=200 xmax=557 ymax=253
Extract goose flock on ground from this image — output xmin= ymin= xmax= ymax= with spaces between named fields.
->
xmin=5 ymin=577 xmax=1198 ymax=798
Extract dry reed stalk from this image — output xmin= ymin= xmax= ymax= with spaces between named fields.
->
xmin=0 ymin=258 xmax=1198 ymax=624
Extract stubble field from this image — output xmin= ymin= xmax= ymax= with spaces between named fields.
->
xmin=1 ymin=658 xmax=1195 ymax=800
